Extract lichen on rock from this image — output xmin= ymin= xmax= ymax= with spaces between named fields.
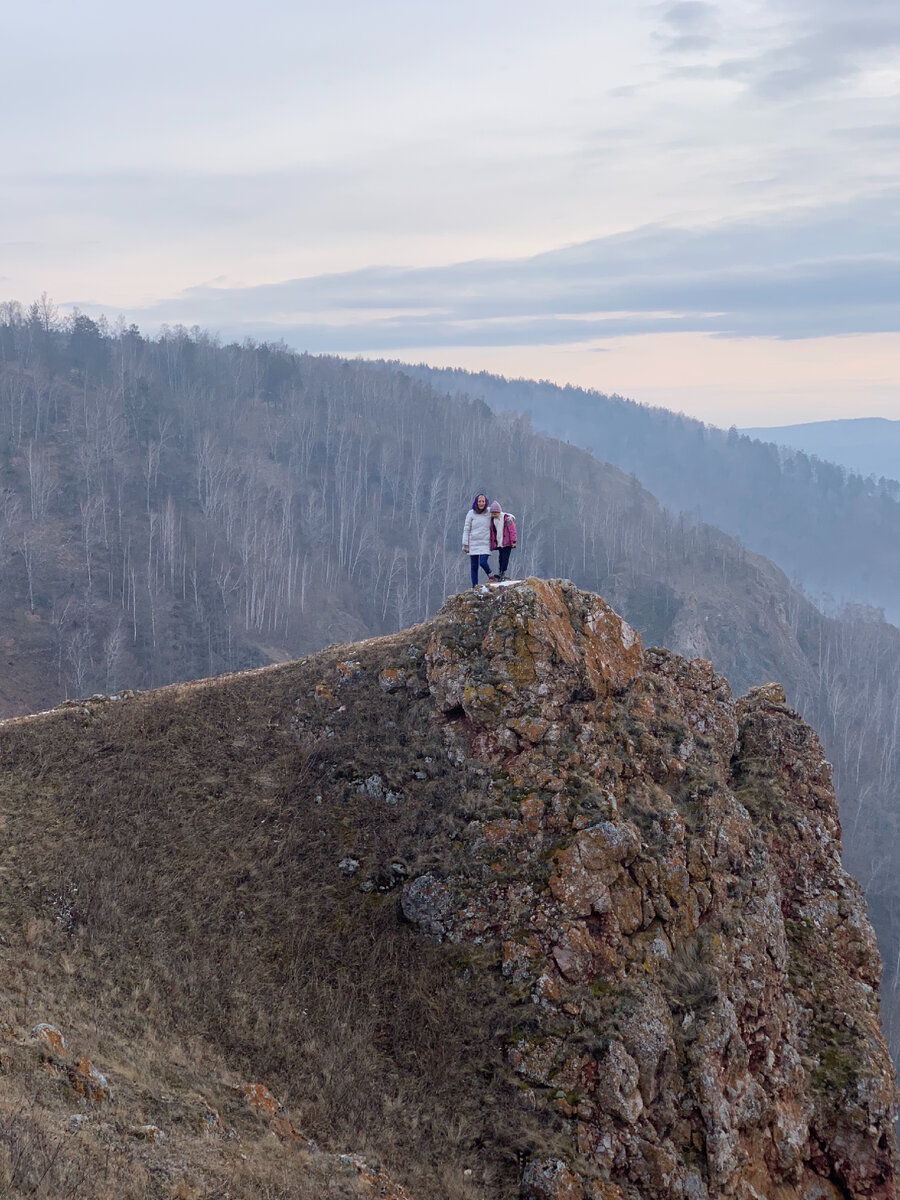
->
xmin=416 ymin=579 xmax=899 ymax=1198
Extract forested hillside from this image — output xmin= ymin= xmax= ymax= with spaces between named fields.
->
xmin=0 ymin=303 xmax=811 ymax=709
xmin=1 ymin=301 xmax=900 ymax=1067
xmin=401 ymin=364 xmax=900 ymax=623
xmin=743 ymin=417 xmax=900 ymax=485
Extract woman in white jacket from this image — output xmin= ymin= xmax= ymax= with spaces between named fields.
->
xmin=462 ymin=493 xmax=498 ymax=587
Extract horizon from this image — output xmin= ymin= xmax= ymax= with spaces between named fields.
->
xmin=4 ymin=0 xmax=899 ymax=426
xmin=741 ymin=414 xmax=900 ymax=429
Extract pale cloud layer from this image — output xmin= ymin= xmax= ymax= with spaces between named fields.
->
xmin=2 ymin=0 xmax=899 ymax=423
xmin=131 ymin=191 xmax=900 ymax=346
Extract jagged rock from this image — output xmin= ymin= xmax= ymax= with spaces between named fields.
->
xmin=30 ymin=1022 xmax=67 ymax=1056
xmin=413 ymin=580 xmax=898 ymax=1198
xmin=236 ymin=1082 xmax=309 ymax=1142
xmin=69 ymin=1056 xmax=111 ymax=1103
xmin=130 ymin=1123 xmax=164 ymax=1142
xmin=522 ymin=1157 xmax=585 ymax=1199
xmin=236 ymin=1082 xmax=284 ymax=1119
xmin=400 ymin=873 xmax=454 ymax=939
xmin=338 ymin=1152 xmax=415 ymax=1199
xmin=426 ymin=580 xmax=642 ymax=724
xmin=378 ymin=667 xmax=407 ymax=692
xmin=595 ymin=1040 xmax=643 ymax=1125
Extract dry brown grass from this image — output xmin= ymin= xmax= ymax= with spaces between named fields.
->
xmin=0 ymin=631 xmax=565 ymax=1198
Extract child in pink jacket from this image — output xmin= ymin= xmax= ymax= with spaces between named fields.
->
xmin=489 ymin=501 xmax=517 ymax=581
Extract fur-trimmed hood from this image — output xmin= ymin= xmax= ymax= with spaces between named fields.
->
xmin=490 ymin=510 xmax=517 ymax=550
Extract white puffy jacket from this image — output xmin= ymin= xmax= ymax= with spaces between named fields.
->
xmin=462 ymin=508 xmax=492 ymax=554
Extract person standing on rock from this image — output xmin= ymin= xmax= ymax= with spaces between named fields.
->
xmin=489 ymin=501 xmax=517 ymax=581
xmin=463 ymin=493 xmax=498 ymax=586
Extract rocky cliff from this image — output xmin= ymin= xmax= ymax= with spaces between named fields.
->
xmin=0 ymin=579 xmax=895 ymax=1199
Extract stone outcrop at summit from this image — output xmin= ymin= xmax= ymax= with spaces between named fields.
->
xmin=407 ymin=580 xmax=898 ymax=1198
xmin=0 ymin=578 xmax=895 ymax=1199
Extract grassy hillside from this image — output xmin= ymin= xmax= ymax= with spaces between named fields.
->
xmin=0 ymin=635 xmax=550 ymax=1199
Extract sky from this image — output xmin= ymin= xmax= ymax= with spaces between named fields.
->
xmin=2 ymin=0 xmax=899 ymax=425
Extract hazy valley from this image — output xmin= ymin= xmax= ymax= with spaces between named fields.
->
xmin=742 ymin=418 xmax=900 ymax=487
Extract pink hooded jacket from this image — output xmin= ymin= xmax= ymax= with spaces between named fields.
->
xmin=490 ymin=511 xmax=517 ymax=550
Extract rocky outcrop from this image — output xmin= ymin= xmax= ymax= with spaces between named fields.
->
xmin=407 ymin=580 xmax=898 ymax=1198
xmin=0 ymin=577 xmax=895 ymax=1200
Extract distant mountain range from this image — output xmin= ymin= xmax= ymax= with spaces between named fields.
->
xmin=742 ymin=417 xmax=900 ymax=484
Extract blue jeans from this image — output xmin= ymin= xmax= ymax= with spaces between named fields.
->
xmin=470 ymin=554 xmax=492 ymax=586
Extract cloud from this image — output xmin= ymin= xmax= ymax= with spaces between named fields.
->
xmin=661 ymin=0 xmax=717 ymax=30
xmin=717 ymin=0 xmax=900 ymax=98
xmin=649 ymin=0 xmax=900 ymax=99
xmin=654 ymin=1 xmax=719 ymax=54
xmin=832 ymin=124 xmax=900 ymax=144
xmin=102 ymin=191 xmax=899 ymax=351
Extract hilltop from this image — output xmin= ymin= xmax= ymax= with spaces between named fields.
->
xmin=3 ymin=310 xmax=900 ymax=1081
xmin=0 ymin=580 xmax=895 ymax=1199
